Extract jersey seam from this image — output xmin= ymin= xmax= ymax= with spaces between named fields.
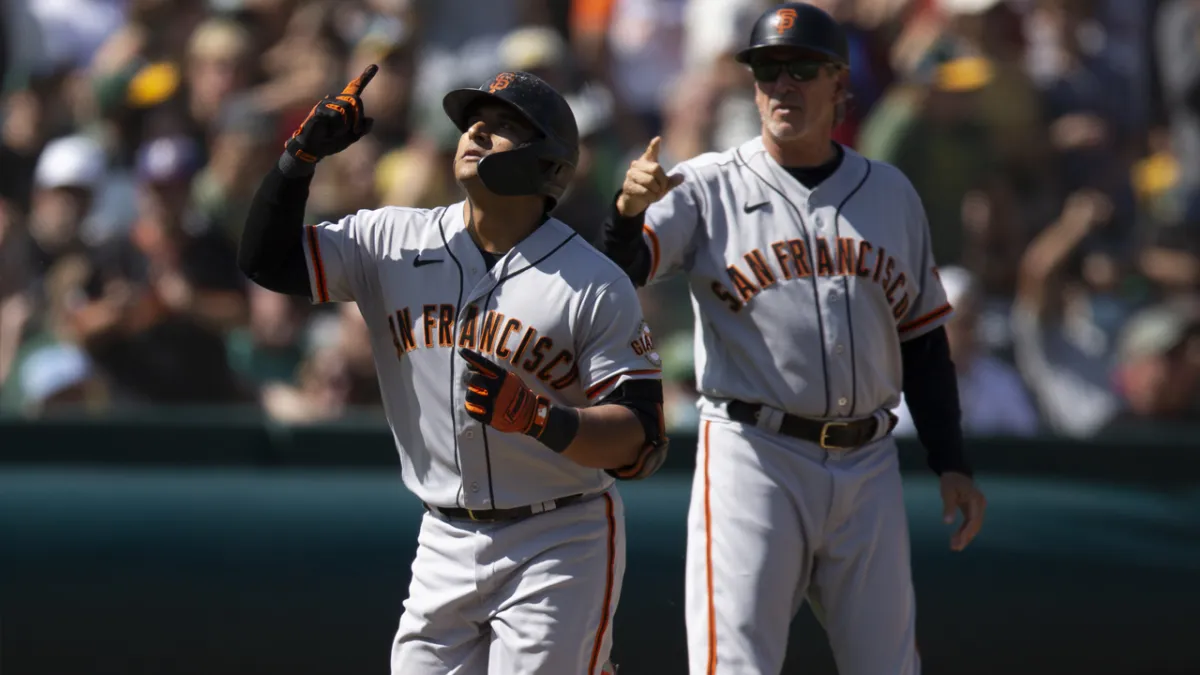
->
xmin=477 ymin=229 xmax=580 ymax=509
xmin=832 ymin=159 xmax=872 ymax=417
xmin=735 ymin=148 xmax=833 ymax=417
xmin=436 ymin=206 xmax=467 ymax=509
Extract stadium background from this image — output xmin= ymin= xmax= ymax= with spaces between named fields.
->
xmin=1 ymin=0 xmax=1198 ymax=673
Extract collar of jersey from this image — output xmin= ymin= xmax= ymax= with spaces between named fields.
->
xmin=441 ymin=200 xmax=576 ymax=275
xmin=739 ymin=137 xmax=865 ymax=208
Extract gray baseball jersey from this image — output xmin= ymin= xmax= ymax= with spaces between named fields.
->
xmin=300 ymin=200 xmax=662 ymax=510
xmin=643 ymin=138 xmax=951 ymax=674
xmin=642 ymin=138 xmax=953 ymax=419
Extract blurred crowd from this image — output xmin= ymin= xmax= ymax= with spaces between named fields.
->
xmin=0 ymin=0 xmax=1198 ymax=440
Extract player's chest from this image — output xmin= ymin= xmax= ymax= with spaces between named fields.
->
xmin=698 ymin=199 xmax=919 ymax=311
xmin=705 ymin=199 xmax=917 ymax=278
xmin=375 ymin=256 xmax=582 ymax=386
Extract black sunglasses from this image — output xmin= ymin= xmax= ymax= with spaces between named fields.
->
xmin=749 ymin=60 xmax=831 ymax=83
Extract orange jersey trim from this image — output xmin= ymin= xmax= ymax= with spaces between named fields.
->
xmin=586 ymin=369 xmax=661 ymax=400
xmin=587 ymin=492 xmax=618 ymax=674
xmin=898 ymin=303 xmax=952 ymax=334
xmin=703 ymin=420 xmax=717 ymax=673
xmin=643 ymin=225 xmax=661 ymax=282
xmin=305 ymin=225 xmax=330 ymax=303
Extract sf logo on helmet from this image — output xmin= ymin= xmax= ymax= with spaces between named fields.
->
xmin=775 ymin=8 xmax=797 ymax=33
xmin=489 ymin=73 xmax=516 ymax=93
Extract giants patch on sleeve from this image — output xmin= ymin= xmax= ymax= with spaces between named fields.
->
xmin=630 ymin=321 xmax=662 ymax=368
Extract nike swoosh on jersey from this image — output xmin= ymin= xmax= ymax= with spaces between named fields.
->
xmin=743 ymin=202 xmax=769 ymax=213
xmin=413 ymin=253 xmax=442 ymax=267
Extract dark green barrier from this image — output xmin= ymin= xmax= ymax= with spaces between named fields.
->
xmin=2 ymin=468 xmax=1199 ymax=675
xmin=4 ymin=411 xmax=1200 ymax=488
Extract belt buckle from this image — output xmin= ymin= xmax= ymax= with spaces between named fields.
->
xmin=818 ymin=421 xmax=850 ymax=450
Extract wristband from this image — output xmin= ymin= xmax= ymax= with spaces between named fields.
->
xmin=534 ymin=404 xmax=580 ymax=454
xmin=278 ymin=150 xmax=316 ymax=178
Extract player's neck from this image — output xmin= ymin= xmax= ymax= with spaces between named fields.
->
xmin=765 ymin=133 xmax=838 ymax=169
xmin=462 ymin=199 xmax=545 ymax=253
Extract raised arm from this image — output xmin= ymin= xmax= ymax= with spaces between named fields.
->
xmin=598 ymin=137 xmax=699 ymax=287
xmin=238 ymin=64 xmax=378 ymax=297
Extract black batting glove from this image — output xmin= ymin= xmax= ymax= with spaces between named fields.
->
xmin=280 ymin=64 xmax=378 ymax=176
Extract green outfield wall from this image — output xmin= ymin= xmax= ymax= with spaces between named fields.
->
xmin=1 ymin=413 xmax=1197 ymax=675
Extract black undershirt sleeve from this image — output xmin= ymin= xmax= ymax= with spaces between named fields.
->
xmin=900 ymin=326 xmax=972 ymax=476
xmin=596 ymin=379 xmax=665 ymax=445
xmin=237 ymin=164 xmax=315 ymax=298
xmin=598 ymin=195 xmax=651 ymax=287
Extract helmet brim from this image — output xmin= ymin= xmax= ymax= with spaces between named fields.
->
xmin=734 ymin=43 xmax=848 ymax=66
xmin=442 ymin=88 xmax=545 ymax=136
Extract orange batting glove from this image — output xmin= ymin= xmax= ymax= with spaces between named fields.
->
xmin=460 ymin=348 xmax=554 ymax=439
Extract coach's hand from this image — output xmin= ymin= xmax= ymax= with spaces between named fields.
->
xmin=283 ymin=64 xmax=378 ymax=169
xmin=940 ymin=472 xmax=986 ymax=552
xmin=460 ymin=348 xmax=553 ymax=438
xmin=616 ymin=136 xmax=685 ymax=217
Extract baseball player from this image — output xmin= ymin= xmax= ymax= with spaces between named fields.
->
xmin=600 ymin=4 xmax=988 ymax=674
xmin=238 ymin=65 xmax=668 ymax=675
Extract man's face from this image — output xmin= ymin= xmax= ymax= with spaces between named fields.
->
xmin=453 ymin=101 xmax=539 ymax=184
xmin=29 ymin=186 xmax=92 ymax=253
xmin=1123 ymin=335 xmax=1200 ymax=417
xmin=751 ymin=48 xmax=845 ymax=143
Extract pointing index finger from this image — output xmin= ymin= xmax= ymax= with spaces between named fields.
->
xmin=642 ymin=136 xmax=662 ymax=162
xmin=342 ymin=64 xmax=379 ymax=96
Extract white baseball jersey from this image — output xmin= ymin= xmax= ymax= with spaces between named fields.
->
xmin=300 ymin=201 xmax=662 ymax=510
xmin=642 ymin=138 xmax=952 ymax=420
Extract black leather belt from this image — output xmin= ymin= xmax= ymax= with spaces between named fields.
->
xmin=424 ymin=493 xmax=588 ymax=523
xmin=726 ymin=400 xmax=897 ymax=450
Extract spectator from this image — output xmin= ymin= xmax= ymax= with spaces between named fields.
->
xmin=225 ymin=284 xmax=311 ymax=389
xmin=893 ymin=266 xmax=1040 ymax=437
xmin=25 ymin=133 xmax=106 ymax=280
xmin=262 ymin=304 xmax=384 ymax=422
xmin=1102 ymin=299 xmax=1200 ymax=434
xmin=1010 ymin=188 xmax=1137 ymax=437
xmin=13 ymin=342 xmax=101 ymax=418
xmin=88 ymin=133 xmax=247 ymax=334
xmin=0 ymin=0 xmax=1194 ymax=435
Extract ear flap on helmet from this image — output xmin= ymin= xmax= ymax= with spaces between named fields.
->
xmin=476 ymin=139 xmax=576 ymax=207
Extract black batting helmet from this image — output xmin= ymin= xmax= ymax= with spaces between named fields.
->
xmin=735 ymin=3 xmax=850 ymax=67
xmin=442 ymin=71 xmax=579 ymax=208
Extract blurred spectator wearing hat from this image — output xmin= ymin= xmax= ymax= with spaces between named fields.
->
xmin=858 ymin=41 xmax=1004 ymax=268
xmin=12 ymin=342 xmax=104 ymax=418
xmin=24 ymin=134 xmax=106 ymax=280
xmin=89 ymin=133 xmax=247 ymax=334
xmin=1102 ymin=299 xmax=1200 ymax=434
xmin=893 ymin=265 xmax=1040 ymax=438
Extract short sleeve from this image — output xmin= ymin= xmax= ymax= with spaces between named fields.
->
xmin=896 ymin=188 xmax=953 ymax=340
xmin=642 ymin=164 xmax=702 ymax=285
xmin=300 ymin=208 xmax=389 ymax=304
xmin=576 ymin=275 xmax=663 ymax=402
